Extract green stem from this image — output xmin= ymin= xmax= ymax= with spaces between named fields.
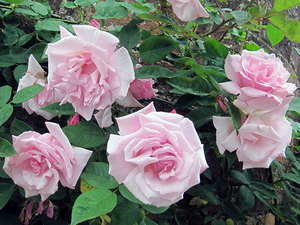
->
xmin=244 ymin=0 xmax=255 ymax=11
xmin=51 ymin=17 xmax=78 ymax=24
xmin=201 ymin=17 xmax=234 ymax=37
xmin=0 ymin=4 xmax=11 ymax=9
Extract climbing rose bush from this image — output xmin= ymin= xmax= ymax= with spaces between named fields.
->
xmin=3 ymin=122 xmax=92 ymax=201
xmin=107 ymin=102 xmax=208 ymax=207
xmin=46 ymin=25 xmax=135 ymax=126
xmin=167 ymin=0 xmax=209 ymax=21
xmin=213 ymin=115 xmax=292 ymax=169
xmin=220 ymin=49 xmax=297 ymax=119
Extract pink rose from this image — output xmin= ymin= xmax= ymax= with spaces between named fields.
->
xmin=3 ymin=122 xmax=92 ymax=201
xmin=220 ymin=49 xmax=296 ymax=119
xmin=129 ymin=78 xmax=156 ymax=100
xmin=213 ymin=115 xmax=292 ymax=169
xmin=17 ymin=55 xmax=59 ymax=120
xmin=167 ymin=0 xmax=209 ymax=22
xmin=107 ymin=102 xmax=208 ymax=207
xmin=46 ymin=25 xmax=135 ymax=126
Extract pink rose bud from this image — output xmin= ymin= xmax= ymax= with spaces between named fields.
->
xmin=47 ymin=202 xmax=54 ymax=219
xmin=24 ymin=200 xmax=34 ymax=225
xmin=69 ymin=113 xmax=80 ymax=125
xmin=129 ymin=78 xmax=156 ymax=100
xmin=170 ymin=109 xmax=177 ymax=114
xmin=90 ymin=19 xmax=99 ymax=29
xmin=216 ymin=95 xmax=228 ymax=113
xmin=36 ymin=201 xmax=44 ymax=215
xmin=167 ymin=0 xmax=209 ymax=21
xmin=107 ymin=102 xmax=208 ymax=207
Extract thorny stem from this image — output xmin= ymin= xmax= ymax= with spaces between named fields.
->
xmin=202 ymin=0 xmax=256 ymax=37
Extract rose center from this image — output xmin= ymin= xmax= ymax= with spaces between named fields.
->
xmin=30 ymin=156 xmax=49 ymax=176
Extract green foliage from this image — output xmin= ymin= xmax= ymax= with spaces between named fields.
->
xmin=12 ymin=84 xmax=44 ymax=104
xmin=62 ymin=122 xmax=107 ymax=148
xmin=139 ymin=36 xmax=178 ymax=63
xmin=71 ymin=188 xmax=117 ymax=225
xmin=41 ymin=102 xmax=76 ymax=116
xmin=0 ymin=137 xmax=17 ymax=157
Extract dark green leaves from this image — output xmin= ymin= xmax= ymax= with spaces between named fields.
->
xmin=62 ymin=122 xmax=106 ymax=148
xmin=225 ymin=101 xmax=241 ymax=133
xmin=71 ymin=188 xmax=117 ymax=225
xmin=12 ymin=84 xmax=44 ymax=104
xmin=10 ymin=118 xmax=33 ymax=136
xmin=41 ymin=102 xmax=75 ymax=116
xmin=135 ymin=66 xmax=175 ymax=79
xmin=119 ymin=21 xmax=141 ymax=50
xmin=205 ymin=38 xmax=228 ymax=58
xmin=110 ymin=201 xmax=143 ymax=225
xmin=238 ymin=185 xmax=255 ymax=211
xmin=0 ymin=137 xmax=17 ymax=157
xmin=0 ymin=180 xmax=17 ymax=210
xmin=0 ymin=104 xmax=13 ymax=126
xmin=81 ymin=162 xmax=119 ymax=189
xmin=93 ymin=1 xmax=128 ymax=19
xmin=0 ymin=85 xmax=12 ymax=106
xmin=139 ymin=36 xmax=178 ymax=63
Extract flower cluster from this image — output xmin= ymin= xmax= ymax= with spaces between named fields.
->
xmin=213 ymin=49 xmax=296 ymax=169
xmin=18 ymin=25 xmax=156 ymax=127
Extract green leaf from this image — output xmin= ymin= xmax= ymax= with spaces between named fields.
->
xmin=212 ymin=219 xmax=226 ymax=225
xmin=0 ymin=212 xmax=22 ymax=225
xmin=31 ymin=2 xmax=48 ymax=15
xmin=9 ymin=46 xmax=27 ymax=63
xmin=269 ymin=11 xmax=300 ymax=42
xmin=188 ymin=184 xmax=220 ymax=205
xmin=13 ymin=64 xmax=27 ymax=82
xmin=71 ymin=188 xmax=117 ymax=225
xmin=7 ymin=0 xmax=24 ymax=3
xmin=119 ymin=185 xmax=169 ymax=214
xmin=12 ymin=84 xmax=44 ymax=104
xmin=250 ymin=181 xmax=276 ymax=199
xmin=0 ymin=180 xmax=17 ymax=210
xmin=119 ymin=20 xmax=141 ymax=50
xmin=3 ymin=26 xmax=19 ymax=45
xmin=0 ymin=85 xmax=12 ymax=107
xmin=139 ymin=36 xmax=178 ymax=63
xmin=14 ymin=7 xmax=38 ymax=16
xmin=10 ymin=118 xmax=33 ymax=136
xmin=266 ymin=23 xmax=284 ymax=46
xmin=81 ymin=0 xmax=98 ymax=7
xmin=93 ymin=2 xmax=128 ymax=19
xmin=186 ymin=107 xmax=216 ymax=128
xmin=35 ymin=19 xmax=68 ymax=31
xmin=2 ymin=14 xmax=19 ymax=27
xmin=167 ymin=76 xmax=210 ymax=96
xmin=238 ymin=185 xmax=255 ymax=211
xmin=281 ymin=173 xmax=300 ymax=184
xmin=110 ymin=201 xmax=143 ymax=225
xmin=221 ymin=200 xmax=245 ymax=222
xmin=249 ymin=4 xmax=267 ymax=19
xmin=119 ymin=2 xmax=152 ymax=14
xmin=273 ymin=0 xmax=300 ymax=11
xmin=0 ymin=137 xmax=17 ymax=157
xmin=62 ymin=122 xmax=106 ymax=148
xmin=60 ymin=1 xmax=77 ymax=8
xmin=0 ymin=54 xmax=15 ymax=67
xmin=228 ymin=170 xmax=250 ymax=185
xmin=230 ymin=11 xmax=250 ymax=25
xmin=41 ymin=102 xmax=75 ymax=116
xmin=225 ymin=101 xmax=241 ymax=133
xmin=134 ymin=66 xmax=175 ymax=79
xmin=0 ymin=104 xmax=13 ymax=126
xmin=288 ymin=96 xmax=300 ymax=118
xmin=81 ymin=162 xmax=119 ymax=189
xmin=24 ymin=42 xmax=47 ymax=63
xmin=16 ymin=32 xmax=33 ymax=46
xmin=205 ymin=38 xmax=228 ymax=58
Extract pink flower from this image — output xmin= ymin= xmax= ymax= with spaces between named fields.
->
xmin=68 ymin=113 xmax=80 ymax=125
xmin=129 ymin=78 xmax=156 ymax=100
xmin=89 ymin=19 xmax=99 ymax=29
xmin=107 ymin=102 xmax=208 ymax=207
xmin=167 ymin=0 xmax=209 ymax=22
xmin=17 ymin=55 xmax=60 ymax=120
xmin=46 ymin=25 xmax=135 ymax=126
xmin=3 ymin=122 xmax=92 ymax=201
xmin=213 ymin=115 xmax=292 ymax=169
xmin=220 ymin=49 xmax=296 ymax=119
